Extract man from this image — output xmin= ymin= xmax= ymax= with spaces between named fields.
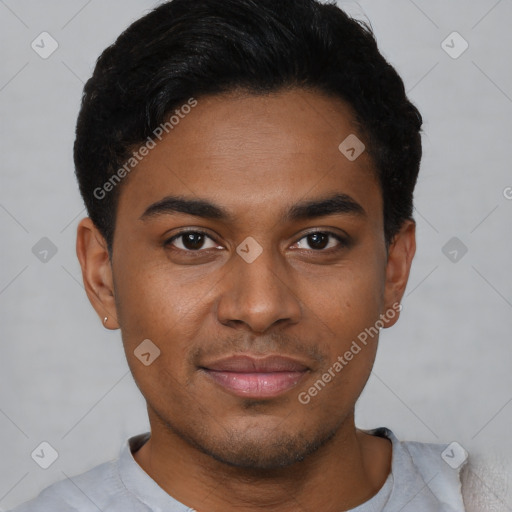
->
xmin=12 ymin=0 xmax=473 ymax=510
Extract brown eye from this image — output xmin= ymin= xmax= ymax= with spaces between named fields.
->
xmin=294 ymin=231 xmax=348 ymax=251
xmin=165 ymin=231 xmax=219 ymax=251
xmin=307 ymin=232 xmax=329 ymax=250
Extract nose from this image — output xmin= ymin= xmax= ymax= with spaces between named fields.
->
xmin=215 ymin=243 xmax=302 ymax=333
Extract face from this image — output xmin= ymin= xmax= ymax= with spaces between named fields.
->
xmin=78 ymin=88 xmax=415 ymax=470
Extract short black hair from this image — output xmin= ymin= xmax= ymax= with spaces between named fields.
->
xmin=74 ymin=0 xmax=422 ymax=255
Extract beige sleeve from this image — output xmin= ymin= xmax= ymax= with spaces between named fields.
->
xmin=460 ymin=454 xmax=512 ymax=512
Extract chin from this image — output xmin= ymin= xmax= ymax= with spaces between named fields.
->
xmin=189 ymin=422 xmax=340 ymax=471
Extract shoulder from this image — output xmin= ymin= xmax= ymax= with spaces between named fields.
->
xmin=363 ymin=427 xmax=467 ymax=510
xmin=8 ymin=459 xmax=137 ymax=512
xmin=9 ymin=434 xmax=154 ymax=512
xmin=405 ymin=437 xmax=512 ymax=512
xmin=368 ymin=427 xmax=512 ymax=512
xmin=398 ymin=435 xmax=468 ymax=510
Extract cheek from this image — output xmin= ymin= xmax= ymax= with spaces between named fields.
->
xmin=113 ymin=258 xmax=216 ymax=385
xmin=114 ymin=256 xmax=200 ymax=331
xmin=297 ymin=255 xmax=385 ymax=396
xmin=307 ymin=262 xmax=384 ymax=335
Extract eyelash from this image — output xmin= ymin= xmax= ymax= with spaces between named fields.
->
xmin=163 ymin=229 xmax=350 ymax=255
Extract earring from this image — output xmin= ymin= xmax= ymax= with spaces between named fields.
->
xmin=103 ymin=316 xmax=108 ymax=325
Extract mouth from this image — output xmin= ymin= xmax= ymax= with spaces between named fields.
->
xmin=200 ymin=354 xmax=310 ymax=399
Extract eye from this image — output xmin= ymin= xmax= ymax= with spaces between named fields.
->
xmin=164 ymin=229 xmax=349 ymax=255
xmin=164 ymin=230 xmax=220 ymax=251
xmin=292 ymin=231 xmax=349 ymax=251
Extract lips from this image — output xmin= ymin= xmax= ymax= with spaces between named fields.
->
xmin=204 ymin=355 xmax=308 ymax=373
xmin=201 ymin=355 xmax=309 ymax=398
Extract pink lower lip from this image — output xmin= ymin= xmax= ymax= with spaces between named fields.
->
xmin=203 ymin=370 xmax=307 ymax=398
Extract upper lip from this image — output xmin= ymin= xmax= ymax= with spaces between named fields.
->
xmin=201 ymin=354 xmax=309 ymax=373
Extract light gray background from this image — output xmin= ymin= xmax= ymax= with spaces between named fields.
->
xmin=1 ymin=0 xmax=511 ymax=509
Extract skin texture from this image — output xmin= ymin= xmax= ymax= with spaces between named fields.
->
xmin=76 ymin=88 xmax=416 ymax=512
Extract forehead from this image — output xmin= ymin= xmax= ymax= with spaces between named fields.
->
xmin=116 ymin=88 xmax=382 ymax=225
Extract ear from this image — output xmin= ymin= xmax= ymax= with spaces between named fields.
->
xmin=76 ymin=218 xmax=119 ymax=329
xmin=382 ymin=219 xmax=416 ymax=328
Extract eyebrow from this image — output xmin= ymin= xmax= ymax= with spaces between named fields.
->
xmin=139 ymin=193 xmax=366 ymax=223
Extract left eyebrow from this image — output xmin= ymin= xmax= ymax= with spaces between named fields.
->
xmin=284 ymin=193 xmax=366 ymax=222
xmin=139 ymin=193 xmax=366 ymax=223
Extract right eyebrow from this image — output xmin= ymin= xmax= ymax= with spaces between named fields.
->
xmin=139 ymin=195 xmax=233 ymax=222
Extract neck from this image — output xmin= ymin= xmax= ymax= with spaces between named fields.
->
xmin=133 ymin=411 xmax=392 ymax=512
